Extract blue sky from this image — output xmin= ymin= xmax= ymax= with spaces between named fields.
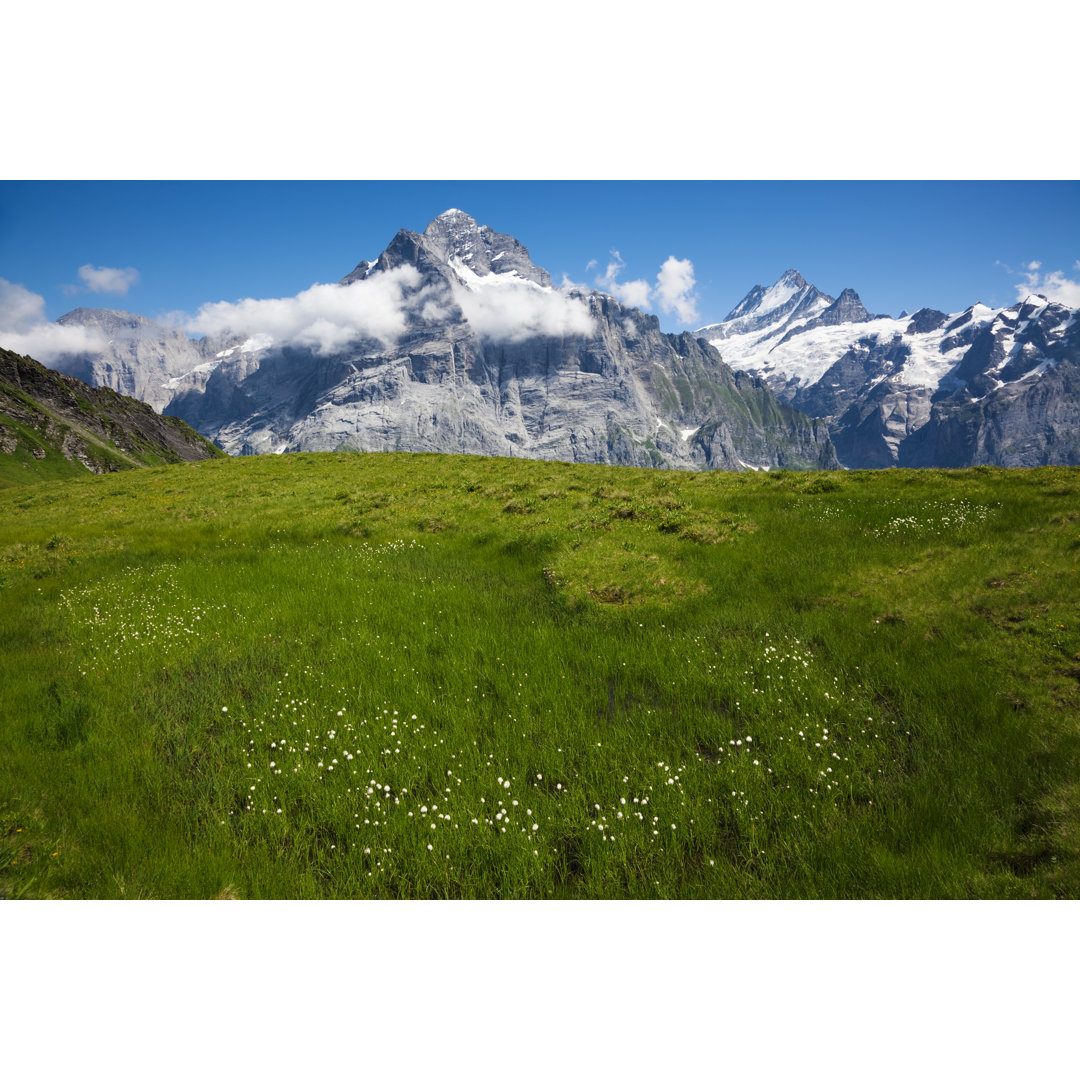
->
xmin=2 ymin=181 xmax=1077 ymax=348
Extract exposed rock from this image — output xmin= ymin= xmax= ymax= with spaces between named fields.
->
xmin=0 ymin=345 xmax=224 ymax=479
xmin=775 ymin=288 xmax=882 ymax=346
xmin=53 ymin=308 xmax=208 ymax=412
xmin=699 ymin=272 xmax=1080 ymax=468
xmin=905 ymin=308 xmax=948 ymax=335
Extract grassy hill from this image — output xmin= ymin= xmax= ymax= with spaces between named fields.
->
xmin=1 ymin=451 xmax=1077 ymax=898
xmin=0 ymin=346 xmax=224 ymax=487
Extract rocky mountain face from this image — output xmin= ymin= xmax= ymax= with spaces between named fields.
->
xmin=0 ymin=345 xmax=224 ymax=482
xmin=698 ymin=273 xmax=1080 ymax=468
xmin=53 ymin=308 xmax=211 ymax=412
xmin=53 ymin=211 xmax=837 ymax=471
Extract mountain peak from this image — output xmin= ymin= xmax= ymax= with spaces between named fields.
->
xmin=819 ymin=288 xmax=874 ymax=325
xmin=716 ymin=269 xmax=831 ymax=327
xmin=420 ymin=211 xmax=551 ymax=287
xmin=422 ymin=209 xmax=485 ymax=255
xmin=340 ymin=211 xmax=550 ymax=288
xmin=777 ymin=269 xmax=809 ymax=289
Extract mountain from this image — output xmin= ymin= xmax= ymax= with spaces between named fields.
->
xmin=0 ymin=345 xmax=224 ymax=484
xmin=698 ymin=273 xmax=1080 ymax=468
xmin=53 ymin=308 xmax=211 ymax=413
xmin=52 ymin=211 xmax=837 ymax=472
xmin=698 ymin=269 xmax=836 ymax=347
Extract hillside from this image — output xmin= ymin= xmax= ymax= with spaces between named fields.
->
xmin=0 ymin=346 xmax=225 ymax=486
xmin=2 ymin=452 xmax=1077 ymax=898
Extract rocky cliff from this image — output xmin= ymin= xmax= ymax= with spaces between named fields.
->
xmin=53 ymin=308 xmax=210 ymax=412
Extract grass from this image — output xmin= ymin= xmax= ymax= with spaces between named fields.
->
xmin=1 ymin=452 xmax=1077 ymax=898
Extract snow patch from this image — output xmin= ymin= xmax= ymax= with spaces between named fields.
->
xmin=449 ymin=256 xmax=547 ymax=292
xmin=162 ymin=359 xmax=224 ymax=390
xmin=716 ymin=299 xmax=1045 ymax=396
xmin=241 ymin=334 xmax=273 ymax=353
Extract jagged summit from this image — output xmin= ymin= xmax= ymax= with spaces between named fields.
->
xmin=424 ymin=208 xmax=481 ymax=240
xmin=697 ymin=269 xmax=834 ymax=344
xmin=777 ymin=268 xmax=809 ymax=288
xmin=823 ymin=288 xmax=873 ymax=323
xmin=771 ymin=287 xmax=880 ymax=348
xmin=341 ymin=210 xmax=551 ymax=289
xmin=719 ymin=269 xmax=814 ymax=322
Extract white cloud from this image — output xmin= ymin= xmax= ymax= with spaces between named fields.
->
xmin=559 ymin=272 xmax=590 ymax=292
xmin=593 ymin=250 xmax=699 ymax=324
xmin=1 ymin=321 xmax=109 ymax=365
xmin=180 ymin=264 xmax=595 ymax=352
xmin=596 ymin=251 xmax=652 ymax=310
xmin=76 ymin=264 xmax=140 ymax=295
xmin=1011 ymin=260 xmax=1080 ymax=307
xmin=655 ymin=256 xmax=699 ymax=323
xmin=0 ymin=278 xmax=47 ymax=332
xmin=0 ymin=277 xmax=108 ymax=363
xmin=452 ymin=281 xmax=596 ymax=343
xmin=181 ymin=266 xmax=440 ymax=354
xmin=159 ymin=265 xmax=596 ymax=353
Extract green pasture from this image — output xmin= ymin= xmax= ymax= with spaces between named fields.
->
xmin=1 ymin=453 xmax=1077 ymax=897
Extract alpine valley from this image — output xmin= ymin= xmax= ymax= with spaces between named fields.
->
xmin=36 ymin=211 xmax=1080 ymax=471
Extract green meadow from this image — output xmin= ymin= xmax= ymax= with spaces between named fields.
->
xmin=1 ymin=452 xmax=1077 ymax=898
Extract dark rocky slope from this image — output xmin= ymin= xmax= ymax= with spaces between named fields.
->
xmin=0 ymin=346 xmax=224 ymax=484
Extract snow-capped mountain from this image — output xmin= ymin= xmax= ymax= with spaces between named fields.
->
xmin=699 ymin=268 xmax=836 ymax=347
xmin=698 ymin=272 xmax=1080 ymax=468
xmin=52 ymin=212 xmax=837 ymax=471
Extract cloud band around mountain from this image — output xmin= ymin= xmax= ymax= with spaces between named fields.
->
xmin=181 ymin=267 xmax=597 ymax=352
